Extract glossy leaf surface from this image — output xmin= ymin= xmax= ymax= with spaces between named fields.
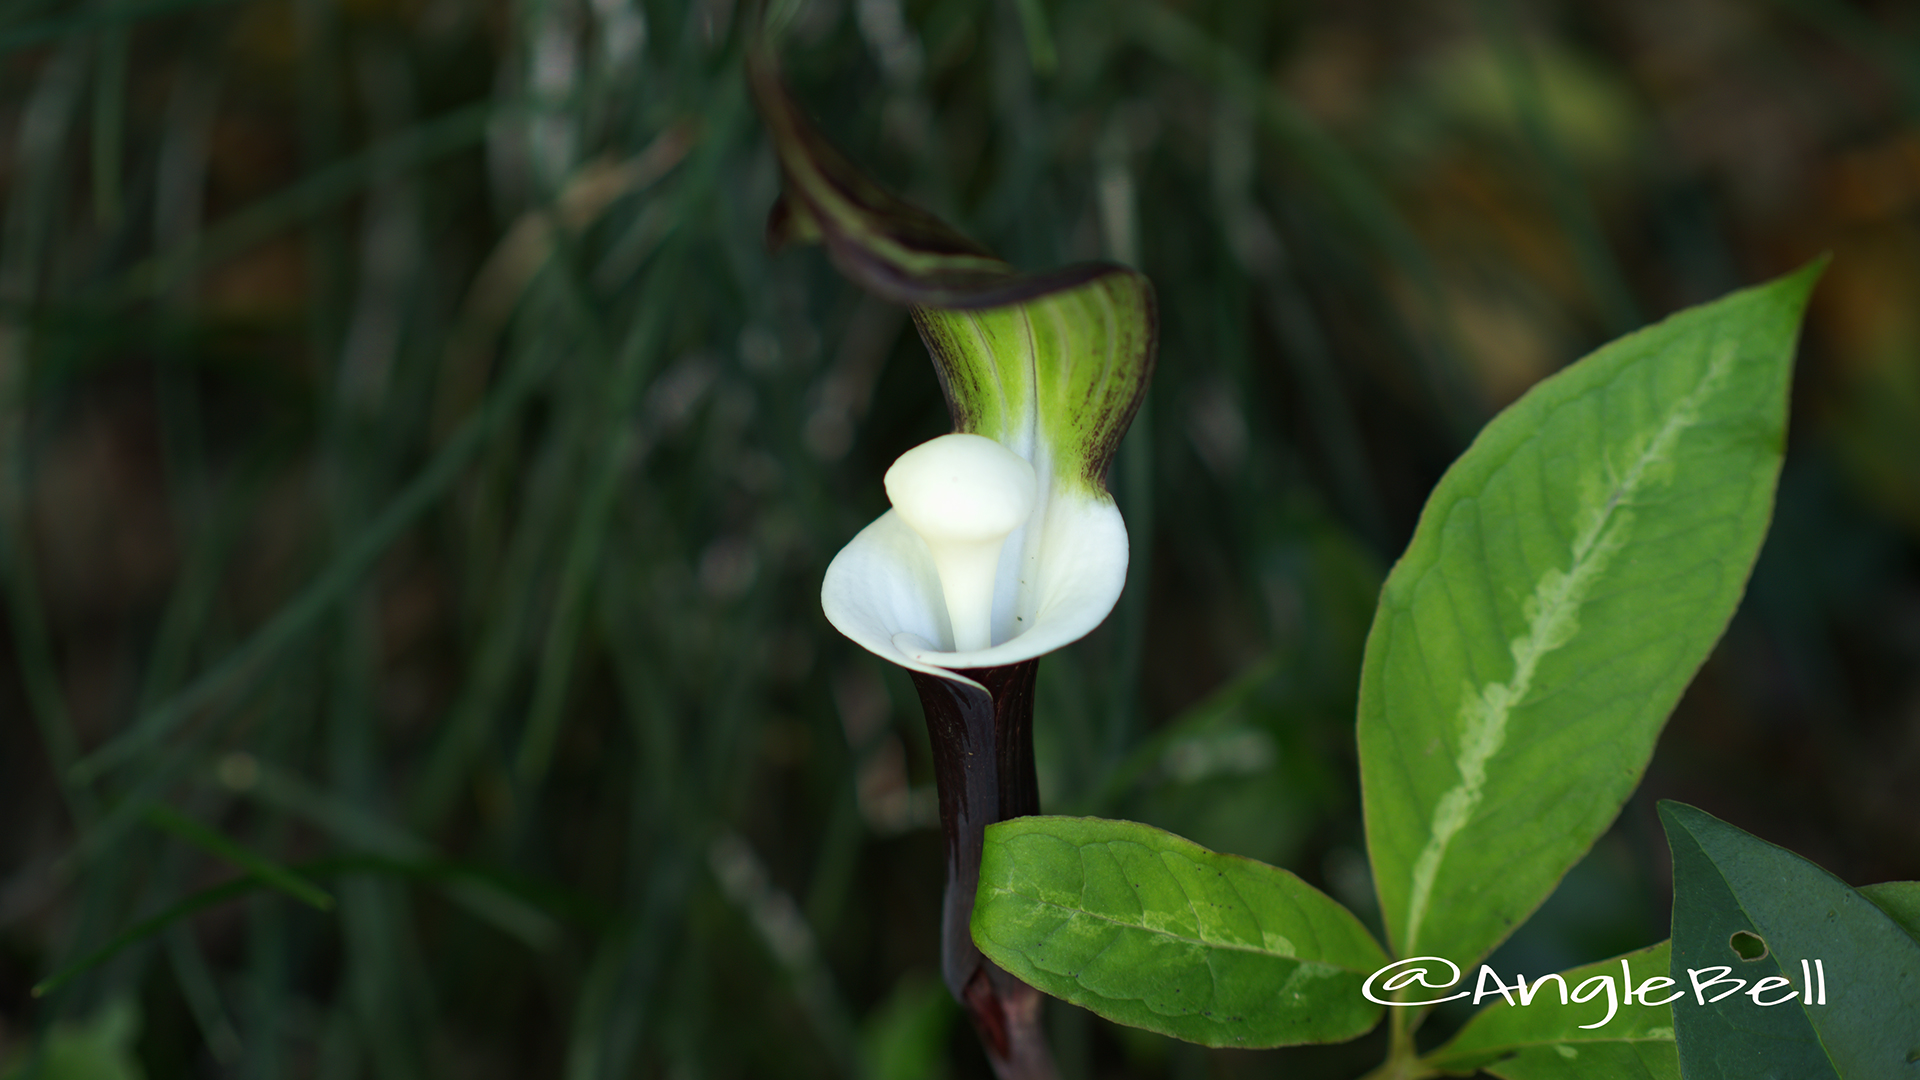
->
xmin=1359 ymin=263 xmax=1822 ymax=968
xmin=971 ymin=816 xmax=1386 ymax=1048
xmin=1662 ymin=801 xmax=1920 ymax=1080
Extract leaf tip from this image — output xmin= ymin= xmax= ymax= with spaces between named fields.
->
xmin=1653 ymin=798 xmax=1689 ymax=825
xmin=1768 ymin=252 xmax=1831 ymax=314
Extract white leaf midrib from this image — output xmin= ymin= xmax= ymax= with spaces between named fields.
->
xmin=983 ymin=883 xmax=1368 ymax=970
xmin=1399 ymin=339 xmax=1738 ymax=956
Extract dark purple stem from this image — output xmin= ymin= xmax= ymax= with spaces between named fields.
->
xmin=907 ymin=660 xmax=1057 ymax=1080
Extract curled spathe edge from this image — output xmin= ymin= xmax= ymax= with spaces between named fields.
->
xmin=821 ymin=491 xmax=1128 ymax=692
xmin=750 ymin=34 xmax=1155 ymax=690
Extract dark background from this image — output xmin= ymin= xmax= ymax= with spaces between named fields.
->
xmin=1 ymin=0 xmax=1917 ymax=1076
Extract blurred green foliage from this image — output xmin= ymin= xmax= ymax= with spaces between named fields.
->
xmin=3 ymin=998 xmax=144 ymax=1080
xmin=0 ymin=0 xmax=1917 ymax=1077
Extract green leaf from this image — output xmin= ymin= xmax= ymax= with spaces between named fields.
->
xmin=1425 ymin=941 xmax=1677 ymax=1079
xmin=1860 ymin=881 xmax=1920 ymax=943
xmin=1661 ymin=801 xmax=1920 ymax=1080
xmin=861 ymin=974 xmax=955 ymax=1080
xmin=971 ymin=816 xmax=1388 ymax=1048
xmin=913 ymin=268 xmax=1155 ymax=494
xmin=2 ymin=999 xmax=146 ymax=1080
xmin=1358 ymin=261 xmax=1823 ymax=966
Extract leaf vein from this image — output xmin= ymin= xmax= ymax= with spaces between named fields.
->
xmin=1401 ymin=338 xmax=1739 ymax=954
xmin=990 ymin=886 xmax=1359 ymax=967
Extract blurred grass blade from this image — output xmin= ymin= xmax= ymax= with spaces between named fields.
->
xmin=142 ymin=803 xmax=334 ymax=911
xmin=431 ymin=127 xmax=696 ymax=432
xmin=133 ymin=101 xmax=495 ymax=297
xmin=562 ymin=850 xmax=691 ymax=1080
xmin=71 ymin=323 xmax=555 ymax=784
xmin=1013 ymin=0 xmax=1057 ymax=75
xmin=1079 ymin=651 xmax=1283 ymax=813
xmin=422 ymin=131 xmax=699 ymax=820
xmin=0 ymin=517 xmax=97 ymax=821
xmin=1119 ymin=0 xmax=1420 ymax=285
xmin=135 ymin=452 xmax=276 ymax=713
xmin=514 ymin=267 xmax=670 ymax=790
xmin=1119 ymin=0 xmax=1474 ymax=426
xmin=90 ymin=16 xmax=131 ymax=228
xmin=166 ymin=927 xmax=243 ymax=1065
xmin=0 ymin=0 xmax=248 ymax=56
xmin=2 ymin=40 xmax=98 ymax=827
xmin=33 ymin=876 xmax=260 ymax=998
xmin=33 ymin=851 xmax=601 ymax=1000
xmin=1764 ymin=0 xmax=1920 ymax=117
xmin=708 ymin=833 xmax=870 ymax=1079
xmin=237 ymin=758 xmax=578 ymax=946
xmin=1476 ymin=0 xmax=1639 ymax=335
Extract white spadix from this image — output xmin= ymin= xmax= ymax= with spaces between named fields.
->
xmin=884 ymin=434 xmax=1037 ymax=652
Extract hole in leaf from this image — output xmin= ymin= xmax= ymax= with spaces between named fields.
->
xmin=1728 ymin=931 xmax=1768 ymax=961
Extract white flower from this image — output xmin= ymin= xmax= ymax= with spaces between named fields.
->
xmin=822 ymin=268 xmax=1156 ymax=688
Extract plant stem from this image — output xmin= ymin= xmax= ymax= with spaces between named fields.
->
xmin=1357 ymin=1057 xmax=1442 ymax=1080
xmin=907 ymin=660 xmax=1059 ymax=1080
xmin=1355 ymin=1009 xmax=1440 ymax=1080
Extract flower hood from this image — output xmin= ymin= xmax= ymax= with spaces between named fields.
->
xmin=823 ymin=269 xmax=1156 ymax=688
xmin=746 ymin=45 xmax=1157 ymax=688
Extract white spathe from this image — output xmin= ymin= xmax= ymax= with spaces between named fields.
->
xmin=822 ymin=437 xmax=1128 ymax=689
